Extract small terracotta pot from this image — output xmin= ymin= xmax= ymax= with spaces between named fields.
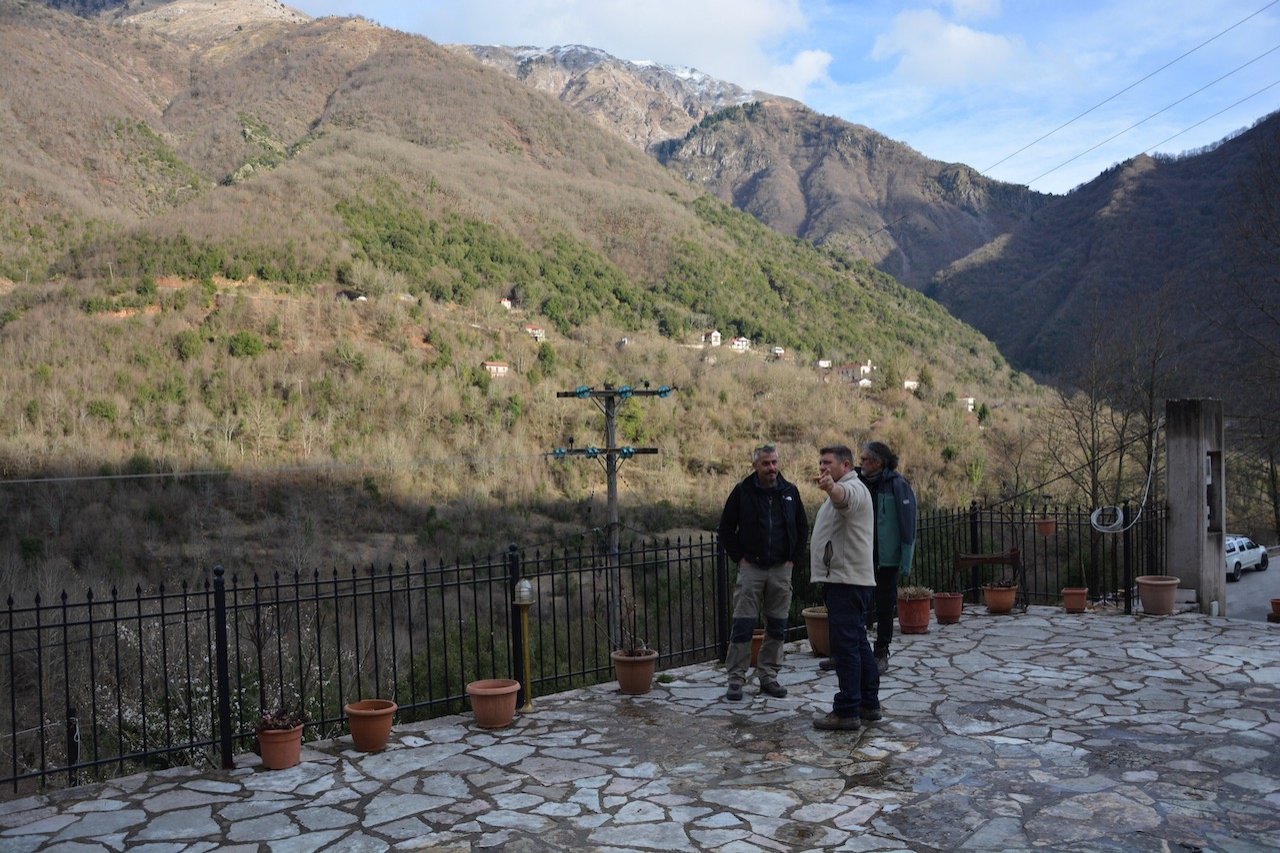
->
xmin=1061 ymin=587 xmax=1088 ymax=614
xmin=344 ymin=698 xmax=397 ymax=752
xmin=749 ymin=628 xmax=765 ymax=667
xmin=982 ymin=585 xmax=1017 ymax=615
xmin=1270 ymin=598 xmax=1280 ymax=615
xmin=1034 ymin=518 xmax=1056 ymax=537
xmin=933 ymin=592 xmax=963 ymax=624
xmin=801 ymin=607 xmax=829 ymax=657
xmin=466 ymin=679 xmax=521 ymax=729
xmin=897 ymin=596 xmax=931 ymax=634
xmin=257 ymin=724 xmax=303 ymax=770
xmin=1135 ymin=575 xmax=1179 ymax=616
xmin=611 ymin=648 xmax=658 ymax=695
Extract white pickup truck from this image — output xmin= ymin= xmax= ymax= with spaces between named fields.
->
xmin=1225 ymin=535 xmax=1270 ymax=582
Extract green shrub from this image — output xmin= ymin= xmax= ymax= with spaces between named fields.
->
xmin=174 ymin=330 xmax=204 ymax=361
xmin=227 ymin=331 xmax=265 ymax=358
xmin=87 ymin=399 xmax=118 ymax=422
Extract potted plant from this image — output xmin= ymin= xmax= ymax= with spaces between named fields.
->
xmin=1059 ymin=566 xmax=1088 ymax=613
xmin=801 ymin=605 xmax=829 ymax=656
xmin=897 ymin=585 xmax=933 ymax=634
xmin=1033 ymin=517 xmax=1056 ymax=537
xmin=256 ymin=707 xmax=306 ymax=770
xmin=934 ymin=560 xmax=966 ymax=625
xmin=981 ymin=577 xmax=1018 ymax=615
xmin=608 ymin=594 xmax=658 ymax=695
xmin=343 ymin=698 xmax=398 ymax=752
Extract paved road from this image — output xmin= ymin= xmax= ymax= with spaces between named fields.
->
xmin=1228 ymin=546 xmax=1279 ymax=622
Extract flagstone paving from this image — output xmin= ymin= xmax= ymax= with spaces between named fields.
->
xmin=2 ymin=605 xmax=1278 ymax=851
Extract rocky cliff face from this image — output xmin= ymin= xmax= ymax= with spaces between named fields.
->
xmin=448 ymin=44 xmax=783 ymax=153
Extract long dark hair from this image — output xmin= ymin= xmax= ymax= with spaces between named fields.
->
xmin=861 ymin=441 xmax=899 ymax=470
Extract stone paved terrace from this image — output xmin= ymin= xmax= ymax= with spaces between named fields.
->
xmin=2 ymin=605 xmax=1279 ymax=852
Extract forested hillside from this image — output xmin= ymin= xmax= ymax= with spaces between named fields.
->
xmin=0 ymin=0 xmax=1049 ymax=588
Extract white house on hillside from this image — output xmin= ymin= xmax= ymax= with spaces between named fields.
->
xmin=903 ymin=379 xmax=920 ymax=391
xmin=703 ymin=330 xmax=722 ymax=347
xmin=729 ymin=336 xmax=751 ymax=352
xmin=482 ymin=361 xmax=509 ymax=378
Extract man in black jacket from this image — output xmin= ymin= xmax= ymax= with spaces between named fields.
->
xmin=717 ymin=443 xmax=808 ymax=701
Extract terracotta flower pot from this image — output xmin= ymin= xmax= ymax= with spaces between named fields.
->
xmin=257 ymin=724 xmax=303 ymax=770
xmin=981 ymin=585 xmax=1017 ymax=615
xmin=801 ymin=606 xmax=829 ymax=657
xmin=1272 ymin=598 xmax=1280 ymax=615
xmin=1061 ymin=587 xmax=1088 ymax=613
xmin=897 ymin=596 xmax=931 ymax=634
xmin=611 ymin=648 xmax=658 ymax=695
xmin=1135 ymin=575 xmax=1179 ymax=615
xmin=1034 ymin=518 xmax=1056 ymax=537
xmin=343 ymin=698 xmax=397 ymax=752
xmin=933 ymin=592 xmax=963 ymax=624
xmin=749 ymin=627 xmax=765 ymax=667
xmin=466 ymin=679 xmax=521 ymax=729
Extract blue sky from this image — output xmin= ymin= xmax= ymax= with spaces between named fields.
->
xmin=288 ymin=0 xmax=1280 ymax=194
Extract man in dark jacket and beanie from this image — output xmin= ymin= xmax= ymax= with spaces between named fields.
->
xmin=717 ymin=443 xmax=808 ymax=701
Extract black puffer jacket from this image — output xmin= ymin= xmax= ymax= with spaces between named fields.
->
xmin=717 ymin=472 xmax=808 ymax=566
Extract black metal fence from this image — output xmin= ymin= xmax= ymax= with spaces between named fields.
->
xmin=909 ymin=501 xmax=1168 ymax=610
xmin=1 ymin=503 xmax=1167 ymax=797
xmin=1 ymin=536 xmax=725 ymax=799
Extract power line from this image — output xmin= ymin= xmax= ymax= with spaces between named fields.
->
xmin=1026 ymin=42 xmax=1280 ymax=186
xmin=982 ymin=0 xmax=1280 ymax=175
xmin=1143 ymin=79 xmax=1280 ymax=152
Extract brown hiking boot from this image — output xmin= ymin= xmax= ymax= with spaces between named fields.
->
xmin=813 ymin=712 xmax=860 ymax=731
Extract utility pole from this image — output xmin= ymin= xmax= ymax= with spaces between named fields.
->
xmin=552 ymin=383 xmax=674 ymax=649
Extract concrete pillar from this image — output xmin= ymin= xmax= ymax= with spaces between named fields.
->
xmin=1165 ymin=399 xmax=1226 ymax=615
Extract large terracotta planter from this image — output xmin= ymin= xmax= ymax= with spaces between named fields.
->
xmin=933 ymin=592 xmax=963 ymax=624
xmin=1061 ymin=587 xmax=1088 ymax=614
xmin=981 ymin=585 xmax=1017 ymax=615
xmin=257 ymin=725 xmax=303 ymax=770
xmin=344 ymin=698 xmax=397 ymax=752
xmin=1034 ymin=518 xmax=1056 ymax=537
xmin=750 ymin=628 xmax=765 ymax=667
xmin=466 ymin=679 xmax=521 ymax=728
xmin=1136 ymin=575 xmax=1179 ymax=615
xmin=1272 ymin=598 xmax=1280 ymax=615
xmin=611 ymin=648 xmax=658 ymax=695
xmin=801 ymin=606 xmax=829 ymax=657
xmin=897 ymin=596 xmax=931 ymax=634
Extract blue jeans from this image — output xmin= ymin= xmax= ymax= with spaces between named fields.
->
xmin=824 ymin=583 xmax=879 ymax=717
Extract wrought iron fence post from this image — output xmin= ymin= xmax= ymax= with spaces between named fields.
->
xmin=508 ymin=544 xmax=526 ymax=707
xmin=715 ymin=541 xmax=729 ymax=661
xmin=212 ymin=566 xmax=234 ymax=769
xmin=1122 ymin=504 xmax=1133 ymax=615
xmin=66 ymin=707 xmax=78 ymax=788
xmin=968 ymin=501 xmax=982 ymax=595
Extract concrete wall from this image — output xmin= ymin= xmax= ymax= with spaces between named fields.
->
xmin=1165 ymin=399 xmax=1226 ymax=615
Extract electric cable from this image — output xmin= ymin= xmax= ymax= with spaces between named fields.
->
xmin=1143 ymin=79 xmax=1280 ymax=152
xmin=1027 ymin=43 xmax=1280 ymax=186
xmin=982 ymin=0 xmax=1280 ymax=175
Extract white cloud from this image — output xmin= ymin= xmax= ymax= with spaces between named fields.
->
xmin=870 ymin=9 xmax=1028 ymax=88
xmin=943 ymin=0 xmax=1001 ymax=21
xmin=761 ymin=49 xmax=834 ymax=97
